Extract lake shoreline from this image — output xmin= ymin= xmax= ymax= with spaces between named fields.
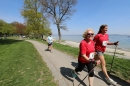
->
xmin=56 ymin=40 xmax=130 ymax=58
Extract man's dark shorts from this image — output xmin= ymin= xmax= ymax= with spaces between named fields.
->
xmin=48 ymin=42 xmax=53 ymax=46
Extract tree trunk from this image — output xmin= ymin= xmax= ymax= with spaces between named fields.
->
xmin=57 ymin=24 xmax=61 ymax=42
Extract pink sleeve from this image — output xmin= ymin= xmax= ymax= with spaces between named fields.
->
xmin=93 ymin=34 xmax=99 ymax=42
xmin=80 ymin=42 xmax=86 ymax=55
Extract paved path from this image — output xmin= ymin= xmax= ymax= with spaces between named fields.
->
xmin=27 ymin=40 xmax=130 ymax=86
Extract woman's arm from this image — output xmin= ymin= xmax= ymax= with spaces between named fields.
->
xmin=82 ymin=54 xmax=101 ymax=64
xmin=82 ymin=54 xmax=89 ymax=61
xmin=80 ymin=41 xmax=90 ymax=61
xmin=107 ymin=42 xmax=114 ymax=45
xmin=107 ymin=41 xmax=119 ymax=45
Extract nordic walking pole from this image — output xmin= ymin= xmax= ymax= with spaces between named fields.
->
xmin=109 ymin=41 xmax=119 ymax=73
xmin=78 ymin=64 xmax=96 ymax=86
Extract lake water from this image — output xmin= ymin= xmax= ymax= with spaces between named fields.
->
xmin=53 ymin=35 xmax=130 ymax=51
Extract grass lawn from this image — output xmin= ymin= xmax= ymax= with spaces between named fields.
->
xmin=106 ymin=51 xmax=124 ymax=55
xmin=0 ymin=39 xmax=57 ymax=86
xmin=104 ymin=54 xmax=130 ymax=82
xmin=33 ymin=38 xmax=130 ymax=82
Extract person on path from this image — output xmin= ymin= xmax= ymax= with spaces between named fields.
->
xmin=93 ymin=24 xmax=118 ymax=85
xmin=71 ymin=28 xmax=100 ymax=86
xmin=47 ymin=33 xmax=53 ymax=52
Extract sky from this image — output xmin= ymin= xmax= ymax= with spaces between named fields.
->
xmin=0 ymin=0 xmax=130 ymax=35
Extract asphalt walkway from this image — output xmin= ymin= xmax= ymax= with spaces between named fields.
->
xmin=26 ymin=40 xmax=130 ymax=86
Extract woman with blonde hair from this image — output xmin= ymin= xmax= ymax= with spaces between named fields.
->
xmin=71 ymin=28 xmax=100 ymax=86
xmin=93 ymin=24 xmax=118 ymax=85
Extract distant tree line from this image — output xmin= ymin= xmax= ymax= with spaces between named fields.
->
xmin=0 ymin=20 xmax=25 ymax=38
xmin=0 ymin=0 xmax=77 ymax=41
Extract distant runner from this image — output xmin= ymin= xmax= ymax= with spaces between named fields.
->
xmin=47 ymin=33 xmax=53 ymax=52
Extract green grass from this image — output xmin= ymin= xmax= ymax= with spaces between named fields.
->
xmin=33 ymin=39 xmax=130 ymax=82
xmin=104 ymin=54 xmax=130 ymax=81
xmin=0 ymin=39 xmax=57 ymax=86
xmin=106 ymin=51 xmax=124 ymax=55
xmin=7 ymin=36 xmax=28 ymax=40
xmin=6 ymin=36 xmax=20 ymax=40
xmin=52 ymin=42 xmax=79 ymax=57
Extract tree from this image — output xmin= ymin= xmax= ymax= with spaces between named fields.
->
xmin=21 ymin=0 xmax=51 ymax=38
xmin=40 ymin=0 xmax=77 ymax=41
xmin=10 ymin=22 xmax=26 ymax=35
xmin=0 ymin=20 xmax=8 ymax=38
xmin=8 ymin=24 xmax=16 ymax=35
xmin=0 ymin=19 xmax=6 ymax=35
xmin=15 ymin=23 xmax=26 ymax=35
xmin=0 ymin=20 xmax=16 ymax=38
xmin=22 ymin=0 xmax=41 ymax=37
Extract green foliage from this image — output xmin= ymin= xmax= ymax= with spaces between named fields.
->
xmin=21 ymin=0 xmax=51 ymax=38
xmin=0 ymin=39 xmax=57 ymax=86
xmin=8 ymin=24 xmax=16 ymax=34
xmin=0 ymin=19 xmax=16 ymax=35
xmin=43 ymin=28 xmax=51 ymax=36
xmin=0 ymin=19 xmax=6 ymax=33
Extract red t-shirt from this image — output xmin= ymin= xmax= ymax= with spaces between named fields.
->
xmin=78 ymin=39 xmax=95 ymax=63
xmin=93 ymin=33 xmax=109 ymax=52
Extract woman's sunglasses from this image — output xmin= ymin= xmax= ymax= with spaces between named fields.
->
xmin=87 ymin=33 xmax=94 ymax=36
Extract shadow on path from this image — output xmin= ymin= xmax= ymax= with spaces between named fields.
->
xmin=71 ymin=62 xmax=103 ymax=80
xmin=44 ymin=49 xmax=49 ymax=51
xmin=71 ymin=62 xmax=130 ymax=85
xmin=98 ymin=71 xmax=130 ymax=86
xmin=60 ymin=67 xmax=87 ymax=86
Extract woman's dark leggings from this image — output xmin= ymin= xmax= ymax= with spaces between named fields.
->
xmin=75 ymin=61 xmax=94 ymax=77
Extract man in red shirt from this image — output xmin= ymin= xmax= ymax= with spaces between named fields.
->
xmin=93 ymin=24 xmax=118 ymax=85
xmin=71 ymin=29 xmax=100 ymax=86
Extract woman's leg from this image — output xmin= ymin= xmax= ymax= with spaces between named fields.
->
xmin=97 ymin=52 xmax=117 ymax=84
xmin=71 ymin=61 xmax=85 ymax=78
xmin=88 ymin=77 xmax=94 ymax=86
xmin=86 ymin=63 xmax=94 ymax=86
xmin=75 ymin=61 xmax=85 ymax=72
xmin=98 ymin=54 xmax=110 ymax=78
